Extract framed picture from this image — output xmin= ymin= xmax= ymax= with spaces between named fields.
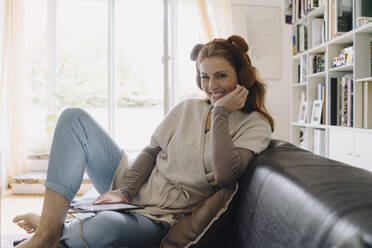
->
xmin=298 ymin=101 xmax=307 ymax=123
xmin=311 ymin=100 xmax=323 ymax=125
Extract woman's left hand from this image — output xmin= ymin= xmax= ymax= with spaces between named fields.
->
xmin=214 ymin=85 xmax=249 ymax=112
xmin=93 ymin=190 xmax=129 ymax=205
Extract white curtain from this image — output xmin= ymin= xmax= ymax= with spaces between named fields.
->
xmin=189 ymin=0 xmax=233 ymax=42
xmin=0 ymin=0 xmax=28 ymax=187
xmin=172 ymin=0 xmax=233 ymax=105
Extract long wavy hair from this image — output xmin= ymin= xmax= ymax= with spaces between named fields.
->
xmin=190 ymin=35 xmax=274 ymax=131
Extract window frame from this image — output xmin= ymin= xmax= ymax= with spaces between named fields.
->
xmin=45 ymin=0 xmax=173 ymax=142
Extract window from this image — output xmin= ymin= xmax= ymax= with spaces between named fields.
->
xmin=23 ymin=0 xmax=202 ymax=160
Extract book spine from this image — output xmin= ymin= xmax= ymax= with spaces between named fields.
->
xmin=322 ymin=83 xmax=326 ymax=124
xmin=364 ymin=82 xmax=372 ymax=128
xmin=347 ymin=77 xmax=352 ymax=127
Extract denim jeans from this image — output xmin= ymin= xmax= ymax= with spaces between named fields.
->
xmin=44 ymin=108 xmax=168 ymax=248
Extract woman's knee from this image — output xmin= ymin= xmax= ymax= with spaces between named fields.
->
xmin=58 ymin=108 xmax=89 ymax=126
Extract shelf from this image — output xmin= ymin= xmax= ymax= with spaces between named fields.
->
xmin=355 ymin=77 xmax=372 ymax=83
xmin=328 ymin=64 xmax=353 ymax=72
xmin=308 ymin=124 xmax=327 ymax=129
xmin=291 ymin=122 xmax=308 ymax=127
xmin=307 ymin=5 xmax=326 ymax=18
xmin=354 ymin=22 xmax=372 ymax=34
xmin=308 ymin=71 xmax=326 ymax=78
xmin=293 ymin=82 xmax=307 ymax=87
xmin=292 ymin=52 xmax=306 ymax=60
xmin=328 ymin=31 xmax=353 ymax=45
xmin=307 ymin=43 xmax=326 ymax=54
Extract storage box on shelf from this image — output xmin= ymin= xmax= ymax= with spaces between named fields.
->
xmin=290 ymin=0 xmax=372 ymax=171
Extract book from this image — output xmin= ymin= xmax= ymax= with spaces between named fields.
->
xmin=363 ymin=82 xmax=372 ymax=129
xmin=69 ymin=197 xmax=144 ymax=213
xmin=300 ymin=55 xmax=307 ymax=83
xmin=330 ymin=78 xmax=340 ymax=125
xmin=312 ymin=19 xmax=325 ymax=47
xmin=335 ymin=0 xmax=353 ymax=35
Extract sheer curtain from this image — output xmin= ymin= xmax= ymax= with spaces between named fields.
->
xmin=0 ymin=0 xmax=28 ymax=186
xmin=172 ymin=0 xmax=233 ymax=105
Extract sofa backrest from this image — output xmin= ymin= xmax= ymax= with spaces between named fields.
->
xmin=214 ymin=140 xmax=372 ymax=248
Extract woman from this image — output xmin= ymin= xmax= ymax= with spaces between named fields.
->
xmin=13 ymin=35 xmax=274 ymax=248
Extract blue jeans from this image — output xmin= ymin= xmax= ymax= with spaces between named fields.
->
xmin=44 ymin=108 xmax=168 ymax=248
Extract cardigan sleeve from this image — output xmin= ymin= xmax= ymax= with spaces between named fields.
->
xmin=210 ymin=106 xmax=271 ymax=186
xmin=118 ymin=146 xmax=161 ymax=201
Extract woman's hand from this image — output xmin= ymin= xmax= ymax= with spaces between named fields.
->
xmin=214 ymin=85 xmax=249 ymax=112
xmin=93 ymin=190 xmax=129 ymax=205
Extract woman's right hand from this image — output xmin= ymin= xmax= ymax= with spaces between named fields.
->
xmin=93 ymin=190 xmax=129 ymax=205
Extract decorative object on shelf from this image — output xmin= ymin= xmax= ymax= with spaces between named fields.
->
xmin=332 ymin=46 xmax=353 ymax=68
xmin=299 ymin=127 xmax=307 ymax=148
xmin=298 ymin=101 xmax=307 ymax=123
xmin=311 ymin=99 xmax=323 ymax=125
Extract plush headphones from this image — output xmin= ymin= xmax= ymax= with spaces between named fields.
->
xmin=190 ymin=35 xmax=256 ymax=90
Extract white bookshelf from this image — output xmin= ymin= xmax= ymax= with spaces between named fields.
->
xmin=290 ymin=1 xmax=372 ymax=172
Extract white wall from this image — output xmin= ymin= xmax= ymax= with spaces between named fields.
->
xmin=231 ymin=0 xmax=291 ymax=142
xmin=0 ymin=0 xmax=6 ymax=191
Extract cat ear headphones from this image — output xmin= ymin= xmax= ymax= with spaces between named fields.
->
xmin=190 ymin=35 xmax=256 ymax=90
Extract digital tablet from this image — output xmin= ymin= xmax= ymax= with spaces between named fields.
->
xmin=69 ymin=197 xmax=144 ymax=212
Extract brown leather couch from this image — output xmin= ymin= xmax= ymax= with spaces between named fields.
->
xmin=212 ymin=140 xmax=372 ymax=248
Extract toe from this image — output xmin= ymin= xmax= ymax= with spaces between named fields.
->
xmin=13 ymin=215 xmax=24 ymax=223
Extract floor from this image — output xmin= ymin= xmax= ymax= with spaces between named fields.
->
xmin=1 ymin=190 xmax=43 ymax=247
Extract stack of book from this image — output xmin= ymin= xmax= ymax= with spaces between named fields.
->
xmin=312 ymin=18 xmax=325 ymax=47
xmin=341 ymin=74 xmax=354 ymax=127
xmin=292 ymin=0 xmax=324 ymax=23
xmin=312 ymin=54 xmax=325 ymax=73
xmin=293 ymin=24 xmax=308 ymax=54
xmin=328 ymin=0 xmax=352 ymax=39
xmin=329 ymin=74 xmax=353 ymax=127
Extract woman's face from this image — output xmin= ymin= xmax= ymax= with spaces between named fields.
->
xmin=199 ymin=56 xmax=238 ymax=105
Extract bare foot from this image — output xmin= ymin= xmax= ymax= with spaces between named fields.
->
xmin=13 ymin=213 xmax=41 ymax=234
xmin=15 ymin=235 xmax=60 ymax=248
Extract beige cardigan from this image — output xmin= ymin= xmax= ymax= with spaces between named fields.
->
xmin=111 ymin=98 xmax=271 ymax=227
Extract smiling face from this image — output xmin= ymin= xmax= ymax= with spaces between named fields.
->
xmin=199 ymin=56 xmax=239 ymax=105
